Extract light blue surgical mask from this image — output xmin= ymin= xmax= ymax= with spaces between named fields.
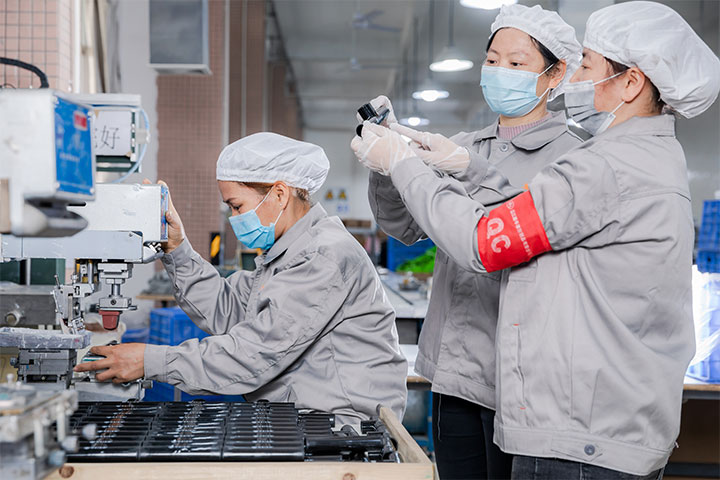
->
xmin=228 ymin=191 xmax=284 ymax=251
xmin=480 ymin=64 xmax=555 ymax=117
xmin=564 ymin=71 xmax=625 ymax=136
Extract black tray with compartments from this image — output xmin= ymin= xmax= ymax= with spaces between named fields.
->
xmin=66 ymin=400 xmax=397 ymax=463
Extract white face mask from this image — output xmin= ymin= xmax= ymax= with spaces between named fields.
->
xmin=564 ymin=71 xmax=625 ymax=136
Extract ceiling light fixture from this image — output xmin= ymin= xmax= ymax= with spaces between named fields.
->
xmin=413 ymin=1 xmax=450 ymax=102
xmin=400 ymin=114 xmax=430 ymax=127
xmin=404 ymin=16 xmax=435 ymax=119
xmin=459 ymin=0 xmax=517 ymax=10
xmin=430 ymin=1 xmax=474 ymax=72
xmin=412 ymin=86 xmax=449 ymax=102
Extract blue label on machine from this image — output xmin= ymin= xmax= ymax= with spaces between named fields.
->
xmin=54 ymin=97 xmax=94 ymax=196
xmin=160 ymin=184 xmax=169 ymax=241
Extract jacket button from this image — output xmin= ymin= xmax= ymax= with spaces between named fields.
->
xmin=584 ymin=444 xmax=595 ymax=456
xmin=499 ymin=144 xmax=509 ymax=152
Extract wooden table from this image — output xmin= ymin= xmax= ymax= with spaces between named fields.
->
xmin=668 ymin=379 xmax=720 ymax=479
xmin=47 ymin=407 xmax=436 ymax=480
xmin=682 ymin=376 xmax=720 ymax=400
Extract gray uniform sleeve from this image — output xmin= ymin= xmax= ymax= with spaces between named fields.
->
xmin=368 ymin=150 xmax=513 ymax=244
xmin=368 ymin=171 xmax=426 ymax=245
xmin=144 ymin=252 xmax=348 ymax=395
xmin=390 ymin=150 xmax=620 ymax=274
xmin=390 ymin=156 xmax=493 ymax=273
xmin=455 ymin=150 xmax=523 ymax=206
xmin=160 ymin=239 xmax=253 ymax=335
xmin=529 ymin=150 xmax=621 ymax=250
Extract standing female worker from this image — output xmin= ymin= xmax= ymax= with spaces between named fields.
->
xmin=351 ymin=1 xmax=720 ymax=478
xmin=364 ymin=4 xmax=581 ymax=479
xmin=76 ymin=132 xmax=408 ymax=427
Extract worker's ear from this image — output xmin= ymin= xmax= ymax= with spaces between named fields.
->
xmin=547 ymin=60 xmax=566 ymax=90
xmin=620 ymin=67 xmax=646 ymax=104
xmin=273 ymin=182 xmax=291 ymax=209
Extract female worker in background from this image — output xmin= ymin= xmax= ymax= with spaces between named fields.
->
xmin=363 ymin=4 xmax=582 ymax=479
xmin=352 ymin=1 xmax=720 ymax=478
xmin=76 ymin=132 xmax=408 ymax=427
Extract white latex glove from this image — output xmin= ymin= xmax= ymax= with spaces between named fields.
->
xmin=355 ymin=95 xmax=398 ymax=126
xmin=390 ymin=123 xmax=470 ymax=174
xmin=350 ymin=121 xmax=416 ymax=175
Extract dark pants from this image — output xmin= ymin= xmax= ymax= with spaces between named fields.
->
xmin=511 ymin=455 xmax=664 ymax=480
xmin=432 ymin=392 xmax=513 ymax=480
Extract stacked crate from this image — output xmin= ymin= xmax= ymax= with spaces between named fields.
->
xmin=689 ymin=203 xmax=720 ymax=382
xmin=145 ymin=307 xmax=244 ymax=401
xmin=697 ymin=200 xmax=720 ymax=273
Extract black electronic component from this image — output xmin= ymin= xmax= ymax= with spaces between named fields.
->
xmin=356 ymin=103 xmax=390 ymax=137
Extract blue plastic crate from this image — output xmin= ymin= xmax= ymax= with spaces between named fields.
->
xmin=143 ymin=381 xmax=245 ymax=402
xmin=121 ymin=327 xmax=149 ymax=344
xmin=386 ymin=237 xmax=434 ymax=271
xmin=697 ymin=251 xmax=720 ymax=274
xmin=697 ymin=227 xmax=720 ymax=252
xmin=699 ymin=200 xmax=720 ymax=251
xmin=687 ymin=360 xmax=720 ymax=383
xmin=149 ymin=307 xmax=209 ymax=346
xmin=702 ymin=200 xmax=720 ymax=219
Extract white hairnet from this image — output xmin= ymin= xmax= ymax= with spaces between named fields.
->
xmin=216 ymin=132 xmax=329 ymax=195
xmin=584 ymin=1 xmax=720 ymax=119
xmin=491 ymin=3 xmax=582 ymax=100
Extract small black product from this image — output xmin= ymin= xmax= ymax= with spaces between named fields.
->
xmin=356 ymin=103 xmax=390 ymax=137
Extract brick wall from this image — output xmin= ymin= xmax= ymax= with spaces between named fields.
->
xmin=269 ymin=62 xmax=302 ymax=140
xmin=156 ymin=0 xmax=226 ymax=261
xmin=228 ymin=0 xmax=265 ymax=141
xmin=223 ymin=0 xmax=267 ymax=261
xmin=156 ymin=0 xmax=301 ymax=264
xmin=0 ymin=0 xmax=73 ymax=91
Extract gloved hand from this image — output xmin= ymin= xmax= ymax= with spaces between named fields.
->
xmin=350 ymin=121 xmax=416 ymax=175
xmin=143 ymin=178 xmax=185 ymax=253
xmin=356 ymin=95 xmax=398 ymax=127
xmin=390 ymin=123 xmax=470 ymax=174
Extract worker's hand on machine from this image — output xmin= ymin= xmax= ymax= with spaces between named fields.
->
xmin=390 ymin=124 xmax=470 ymax=175
xmin=143 ymin=179 xmax=185 ymax=253
xmin=355 ymin=95 xmax=398 ymax=127
xmin=351 ymin=121 xmax=416 ymax=175
xmin=73 ymin=343 xmax=145 ymax=383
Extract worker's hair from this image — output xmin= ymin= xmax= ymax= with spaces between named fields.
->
xmin=486 ymin=28 xmax=561 ymax=76
xmin=241 ymin=182 xmax=311 ymax=206
xmin=605 ymin=57 xmax=665 ymax=114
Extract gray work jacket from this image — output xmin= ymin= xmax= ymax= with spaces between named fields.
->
xmin=387 ymin=114 xmax=695 ymax=475
xmin=369 ymin=111 xmax=581 ymax=409
xmin=144 ymin=204 xmax=408 ymax=427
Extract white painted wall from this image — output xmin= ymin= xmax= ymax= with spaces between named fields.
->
xmin=305 ymin=128 xmax=375 ymax=221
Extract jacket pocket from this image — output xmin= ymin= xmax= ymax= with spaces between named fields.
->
xmin=512 ymin=323 xmax=527 ymax=407
xmin=509 ymin=258 xmax=537 ymax=282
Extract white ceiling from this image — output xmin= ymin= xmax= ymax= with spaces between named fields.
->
xmin=273 ymin=0 xmax=530 ymax=132
xmin=272 ymin=0 xmax=716 ymax=133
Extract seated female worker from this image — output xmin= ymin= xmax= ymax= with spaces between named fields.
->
xmin=75 ymin=132 xmax=408 ymax=427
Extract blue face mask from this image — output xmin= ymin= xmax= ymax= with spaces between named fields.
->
xmin=228 ymin=191 xmax=284 ymax=251
xmin=480 ymin=64 xmax=554 ymax=117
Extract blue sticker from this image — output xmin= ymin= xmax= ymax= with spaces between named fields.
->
xmin=54 ymin=97 xmax=94 ymax=196
xmin=160 ymin=184 xmax=169 ymax=241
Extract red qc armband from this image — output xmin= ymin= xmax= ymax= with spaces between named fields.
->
xmin=476 ymin=191 xmax=551 ymax=272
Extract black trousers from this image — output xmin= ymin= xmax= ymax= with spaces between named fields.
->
xmin=432 ymin=392 xmax=513 ymax=480
xmin=512 ymin=456 xmax=664 ymax=480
